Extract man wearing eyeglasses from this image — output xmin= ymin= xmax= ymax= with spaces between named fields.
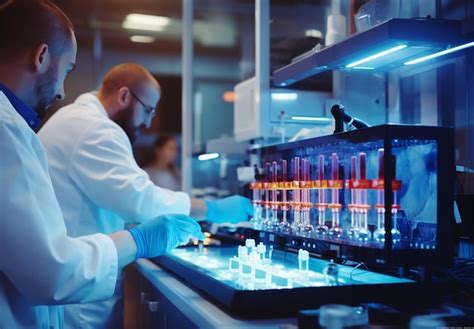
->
xmin=38 ymin=63 xmax=252 ymax=329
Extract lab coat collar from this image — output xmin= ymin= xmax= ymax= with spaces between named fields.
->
xmin=75 ymin=92 xmax=109 ymax=118
xmin=0 ymin=83 xmax=40 ymax=131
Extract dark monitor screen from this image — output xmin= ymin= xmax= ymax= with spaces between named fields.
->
xmin=456 ymin=195 xmax=474 ymax=239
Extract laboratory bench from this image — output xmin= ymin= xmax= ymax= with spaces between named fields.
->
xmin=122 ymin=246 xmax=473 ymax=329
xmin=123 ymin=258 xmax=297 ymax=329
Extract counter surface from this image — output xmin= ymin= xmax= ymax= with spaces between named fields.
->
xmin=133 ymin=258 xmax=298 ymax=328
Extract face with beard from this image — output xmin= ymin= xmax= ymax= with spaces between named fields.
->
xmin=31 ymin=37 xmax=77 ymax=118
xmin=113 ymin=102 xmax=139 ymax=144
xmin=34 ymin=63 xmax=59 ymax=118
xmin=112 ymin=83 xmax=160 ymax=145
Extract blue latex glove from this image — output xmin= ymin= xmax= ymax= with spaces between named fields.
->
xmin=128 ymin=214 xmax=205 ymax=259
xmin=205 ymin=195 xmax=253 ymax=223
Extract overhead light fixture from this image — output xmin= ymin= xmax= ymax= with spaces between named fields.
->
xmin=404 ymin=41 xmax=474 ymax=65
xmin=351 ymin=66 xmax=374 ymax=70
xmin=346 ymin=45 xmax=407 ymax=68
xmin=274 ymin=19 xmax=467 ymax=86
xmin=291 ymin=116 xmax=331 ymax=122
xmin=130 ymin=35 xmax=156 ymax=43
xmin=271 ymin=93 xmax=298 ymax=101
xmin=198 ymin=153 xmax=219 ymax=161
xmin=305 ymin=29 xmax=322 ymax=38
xmin=122 ymin=13 xmax=170 ymax=32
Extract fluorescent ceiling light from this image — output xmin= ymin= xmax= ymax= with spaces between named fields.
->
xmin=346 ymin=45 xmax=407 ymax=68
xmin=198 ymin=153 xmax=219 ymax=161
xmin=271 ymin=93 xmax=298 ymax=101
xmin=122 ymin=21 xmax=166 ymax=31
xmin=126 ymin=14 xmax=170 ymax=26
xmin=123 ymin=14 xmax=169 ymax=32
xmin=404 ymin=41 xmax=474 ymax=65
xmin=305 ymin=29 xmax=322 ymax=38
xmin=352 ymin=66 xmax=374 ymax=70
xmin=291 ymin=116 xmax=331 ymax=122
xmin=130 ymin=35 xmax=156 ymax=43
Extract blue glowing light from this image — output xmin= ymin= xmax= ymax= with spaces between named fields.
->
xmin=271 ymin=93 xmax=298 ymax=101
xmin=291 ymin=116 xmax=331 ymax=122
xmin=404 ymin=41 xmax=474 ymax=65
xmin=346 ymin=45 xmax=407 ymax=68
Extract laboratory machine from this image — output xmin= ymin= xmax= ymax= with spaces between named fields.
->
xmin=154 ymin=124 xmax=454 ymax=318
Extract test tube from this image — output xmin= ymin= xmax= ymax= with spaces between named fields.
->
xmin=374 ymin=149 xmax=386 ymax=242
xmin=315 ymin=155 xmax=328 ymax=235
xmin=257 ymin=242 xmax=266 ymax=262
xmin=263 ymin=163 xmax=272 ymax=229
xmin=269 ymin=161 xmax=279 ymax=230
xmin=358 ymin=152 xmax=370 ymax=241
xmin=348 ymin=156 xmax=359 ymax=239
xmin=323 ymin=260 xmax=339 ymax=286
xmin=279 ymin=159 xmax=291 ymax=232
xmin=251 ymin=171 xmax=262 ymax=229
xmin=298 ymin=249 xmax=309 ymax=272
xmin=292 ymin=157 xmax=301 ymax=234
xmin=391 ymin=155 xmax=401 ymax=243
xmin=245 ymin=239 xmax=256 ymax=255
xmin=301 ymin=159 xmax=313 ymax=234
xmin=328 ymin=153 xmax=343 ymax=238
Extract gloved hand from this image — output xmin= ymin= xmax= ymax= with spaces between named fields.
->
xmin=205 ymin=195 xmax=253 ymax=223
xmin=128 ymin=214 xmax=205 ymax=259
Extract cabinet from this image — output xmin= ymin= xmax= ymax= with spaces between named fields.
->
xmin=124 ymin=264 xmax=196 ymax=329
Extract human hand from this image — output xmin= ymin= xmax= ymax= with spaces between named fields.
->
xmin=205 ymin=195 xmax=253 ymax=223
xmin=128 ymin=214 xmax=205 ymax=259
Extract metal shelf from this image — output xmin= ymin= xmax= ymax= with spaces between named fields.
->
xmin=273 ymin=18 xmax=463 ymax=87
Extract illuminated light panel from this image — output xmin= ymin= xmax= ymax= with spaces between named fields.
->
xmin=122 ymin=21 xmax=166 ymax=31
xmin=305 ymin=29 xmax=322 ymax=38
xmin=271 ymin=93 xmax=298 ymax=101
xmin=126 ymin=14 xmax=170 ymax=26
xmin=352 ymin=66 xmax=374 ymax=70
xmin=404 ymin=41 xmax=474 ymax=65
xmin=123 ymin=14 xmax=170 ymax=32
xmin=130 ymin=35 xmax=156 ymax=43
xmin=346 ymin=44 xmax=408 ymax=68
xmin=198 ymin=153 xmax=219 ymax=161
xmin=291 ymin=116 xmax=331 ymax=122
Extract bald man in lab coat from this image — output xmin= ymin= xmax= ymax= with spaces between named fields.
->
xmin=39 ymin=63 xmax=253 ymax=328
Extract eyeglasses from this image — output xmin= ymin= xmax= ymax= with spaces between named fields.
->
xmin=108 ymin=79 xmax=156 ymax=117
xmin=128 ymin=88 xmax=156 ymax=117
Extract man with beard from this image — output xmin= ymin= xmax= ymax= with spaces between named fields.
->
xmin=0 ymin=1 xmax=205 ymax=328
xmin=38 ymin=63 xmax=253 ymax=328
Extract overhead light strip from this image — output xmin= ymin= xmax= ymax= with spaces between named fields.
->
xmin=122 ymin=13 xmax=170 ymax=32
xmin=346 ymin=44 xmax=408 ymax=68
xmin=271 ymin=93 xmax=298 ymax=101
xmin=130 ymin=35 xmax=156 ymax=43
xmin=291 ymin=116 xmax=331 ymax=122
xmin=404 ymin=41 xmax=474 ymax=65
xmin=198 ymin=153 xmax=219 ymax=161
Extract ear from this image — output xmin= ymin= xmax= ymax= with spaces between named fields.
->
xmin=31 ymin=43 xmax=50 ymax=73
xmin=116 ymin=86 xmax=132 ymax=109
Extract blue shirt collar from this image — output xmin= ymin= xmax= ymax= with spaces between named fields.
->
xmin=0 ymin=83 xmax=41 ymax=131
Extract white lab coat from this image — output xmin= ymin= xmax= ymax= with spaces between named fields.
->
xmin=38 ymin=93 xmax=191 ymax=328
xmin=0 ymin=91 xmax=119 ymax=329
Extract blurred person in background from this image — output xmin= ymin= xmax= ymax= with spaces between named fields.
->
xmin=144 ymin=135 xmax=182 ymax=191
xmin=39 ymin=63 xmax=253 ymax=329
